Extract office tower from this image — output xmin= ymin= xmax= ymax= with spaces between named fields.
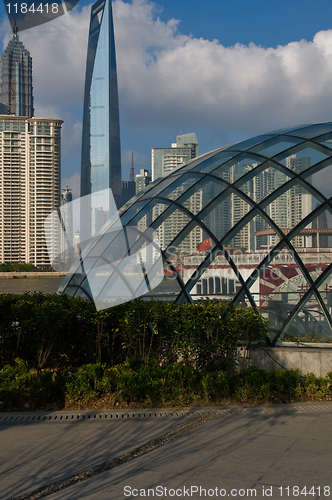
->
xmin=0 ymin=116 xmax=62 ymax=266
xmin=176 ymin=133 xmax=199 ymax=156
xmin=81 ymin=0 xmax=121 ymax=241
xmin=0 ymin=28 xmax=34 ymax=117
xmin=60 ymin=186 xmax=73 ymax=265
xmin=151 ymin=133 xmax=198 ymax=181
xmin=135 ymin=169 xmax=151 ymax=194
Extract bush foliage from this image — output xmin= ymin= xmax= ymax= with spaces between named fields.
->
xmin=0 ymin=262 xmax=38 ymax=272
xmin=1 ymin=359 xmax=331 ymax=411
xmin=0 ymin=293 xmax=268 ymax=370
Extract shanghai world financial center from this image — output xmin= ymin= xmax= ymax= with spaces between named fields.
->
xmin=81 ymin=0 xmax=122 ymax=241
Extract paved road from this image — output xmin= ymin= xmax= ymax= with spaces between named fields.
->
xmin=1 ymin=403 xmax=332 ymax=500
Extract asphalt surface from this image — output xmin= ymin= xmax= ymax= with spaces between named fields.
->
xmin=1 ymin=403 xmax=332 ymax=500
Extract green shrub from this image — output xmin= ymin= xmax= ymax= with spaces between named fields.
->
xmin=0 ymin=295 xmax=268 ymax=370
xmin=1 ymin=359 xmax=332 ymax=411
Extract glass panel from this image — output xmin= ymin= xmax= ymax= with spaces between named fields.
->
xmin=310 ymin=167 xmax=332 ymax=199
xmin=141 ymin=264 xmax=183 ymax=301
xmin=166 ymin=223 xmax=204 ymax=260
xmin=282 ymin=293 xmax=332 ymax=344
xmin=278 ymin=147 xmax=330 ymax=172
xmin=155 ymin=208 xmax=191 ymax=251
xmin=270 ymin=124 xmax=310 ymax=135
xmin=161 ymin=173 xmax=202 ymax=201
xmin=124 ymin=199 xmax=171 ymax=227
xmin=262 ymin=182 xmax=314 ymax=235
xmin=289 ymin=209 xmax=332 ymax=278
xmin=191 ymin=151 xmax=240 ymax=174
xmin=170 ymin=178 xmax=227 ymax=218
xmin=314 ymin=132 xmax=332 ymax=150
xmin=63 ymin=285 xmax=77 ymax=297
xmin=140 ymin=175 xmax=181 ymax=200
xmin=182 ymin=252 xmax=209 ymax=285
xmin=285 ymin=124 xmax=332 ymax=140
xmin=226 ymin=135 xmax=275 ymax=151
xmin=150 ymin=202 xmax=171 ymax=223
xmin=175 ymin=151 xmax=217 ymax=174
xmin=85 ymin=264 xmax=112 ymax=298
xmin=211 ymin=154 xmax=263 ymax=182
xmin=199 ymin=191 xmax=252 ymax=247
xmin=119 ymin=199 xmax=151 ymax=226
xmin=237 ymin=162 xmax=291 ymax=202
xmin=193 ymin=265 xmax=242 ymax=300
xmin=253 ymin=248 xmax=311 ymax=342
xmin=99 ymin=228 xmax=137 ymax=263
xmin=180 ymin=177 xmax=227 ymax=216
xmin=249 ymin=136 xmax=304 ymax=158
xmin=83 ymin=228 xmax=163 ymax=309
xmin=86 ymin=231 xmax=119 ymax=258
xmin=229 ymin=214 xmax=274 ymax=254
xmin=74 ymin=286 xmax=92 ymax=300
xmin=318 ymin=275 xmax=332 ymax=323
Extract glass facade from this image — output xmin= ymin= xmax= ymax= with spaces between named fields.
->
xmin=0 ymin=31 xmax=33 ymax=117
xmin=61 ymin=123 xmax=332 ymax=345
xmin=81 ymin=0 xmax=121 ymax=243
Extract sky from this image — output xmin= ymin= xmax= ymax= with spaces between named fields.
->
xmin=2 ymin=0 xmax=332 ymax=198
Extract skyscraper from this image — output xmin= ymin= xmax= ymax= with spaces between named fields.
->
xmin=151 ymin=133 xmax=201 ymax=254
xmin=0 ymin=28 xmax=34 ymax=117
xmin=136 ymin=169 xmax=151 ymax=194
xmin=0 ymin=116 xmax=62 ymax=266
xmin=81 ymin=0 xmax=121 ymax=240
xmin=151 ymin=133 xmax=198 ymax=181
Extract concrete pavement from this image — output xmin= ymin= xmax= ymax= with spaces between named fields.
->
xmin=1 ymin=403 xmax=332 ymax=500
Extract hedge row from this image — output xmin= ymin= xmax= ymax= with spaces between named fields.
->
xmin=0 ymin=293 xmax=268 ymax=370
xmin=1 ymin=359 xmax=331 ymax=411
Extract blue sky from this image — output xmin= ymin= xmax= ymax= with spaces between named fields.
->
xmin=1 ymin=0 xmax=332 ymax=197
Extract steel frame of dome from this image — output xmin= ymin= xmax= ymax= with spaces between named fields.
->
xmin=60 ymin=123 xmax=332 ymax=345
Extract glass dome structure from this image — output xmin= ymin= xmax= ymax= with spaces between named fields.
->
xmin=60 ymin=123 xmax=332 ymax=345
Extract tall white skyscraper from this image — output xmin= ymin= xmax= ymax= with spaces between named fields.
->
xmin=0 ymin=116 xmax=62 ymax=266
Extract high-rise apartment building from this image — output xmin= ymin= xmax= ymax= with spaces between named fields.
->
xmin=135 ymin=169 xmax=151 ymax=194
xmin=151 ymin=133 xmax=198 ymax=181
xmin=0 ymin=29 xmax=34 ymax=117
xmin=0 ymin=116 xmax=62 ymax=266
xmin=152 ymin=133 xmax=202 ymax=255
xmin=81 ymin=0 xmax=121 ymax=241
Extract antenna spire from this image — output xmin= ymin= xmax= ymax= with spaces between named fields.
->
xmin=12 ymin=20 xmax=18 ymax=38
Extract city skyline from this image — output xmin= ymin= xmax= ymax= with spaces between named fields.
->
xmin=1 ymin=0 xmax=332 ymax=199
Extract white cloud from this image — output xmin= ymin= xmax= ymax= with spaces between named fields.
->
xmin=16 ymin=6 xmax=90 ymax=113
xmin=112 ymin=0 xmax=332 ymax=134
xmin=2 ymin=0 xmax=332 ymax=142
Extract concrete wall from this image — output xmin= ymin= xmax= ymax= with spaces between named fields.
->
xmin=241 ymin=344 xmax=332 ymax=377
